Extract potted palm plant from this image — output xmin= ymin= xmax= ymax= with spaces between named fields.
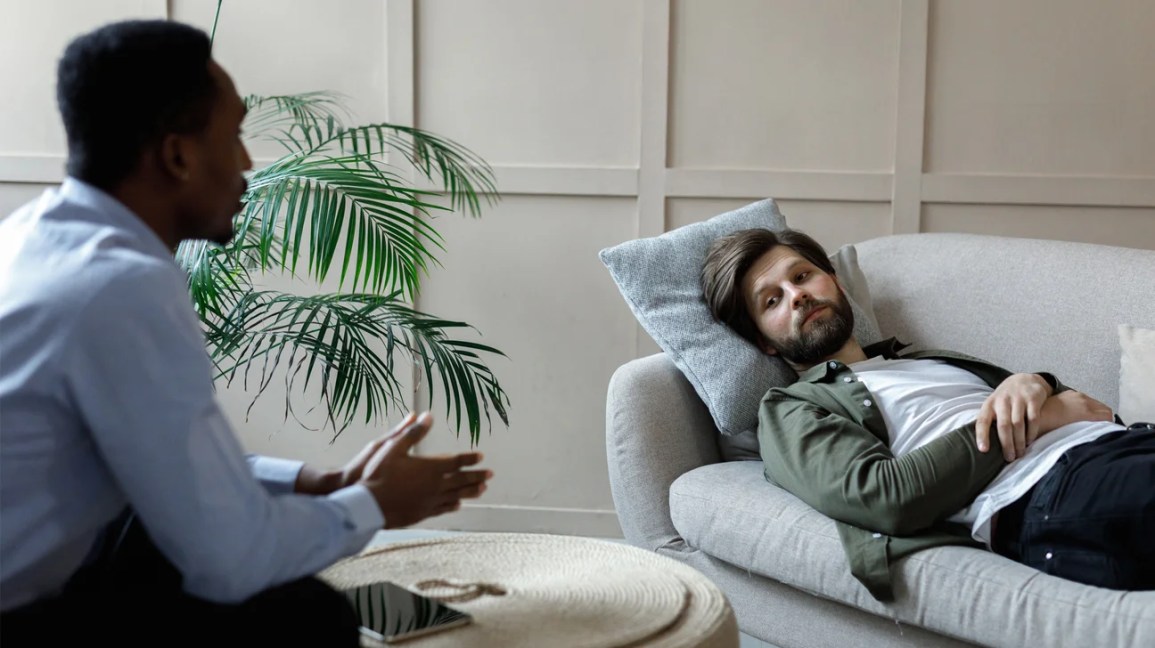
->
xmin=177 ymin=3 xmax=509 ymax=443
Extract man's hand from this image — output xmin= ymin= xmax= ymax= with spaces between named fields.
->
xmin=1035 ymin=390 xmax=1113 ymax=434
xmin=336 ymin=412 xmax=420 ymax=489
xmin=359 ymin=411 xmax=491 ymax=529
xmin=293 ymin=412 xmax=422 ymax=496
xmin=975 ymin=373 xmax=1052 ymax=461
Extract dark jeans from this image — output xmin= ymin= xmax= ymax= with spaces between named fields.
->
xmin=0 ymin=511 xmax=360 ymax=646
xmin=992 ymin=423 xmax=1155 ymax=590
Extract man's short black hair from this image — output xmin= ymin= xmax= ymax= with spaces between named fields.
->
xmin=56 ymin=20 xmax=217 ymax=190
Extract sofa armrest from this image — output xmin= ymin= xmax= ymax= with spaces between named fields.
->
xmin=606 ymin=353 xmax=722 ymax=553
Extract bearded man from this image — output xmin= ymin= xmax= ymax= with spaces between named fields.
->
xmin=700 ymin=228 xmax=1154 ymax=600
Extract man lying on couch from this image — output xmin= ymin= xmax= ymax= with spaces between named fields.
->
xmin=700 ymin=227 xmax=1154 ymax=601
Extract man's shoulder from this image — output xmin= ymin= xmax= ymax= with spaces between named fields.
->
xmin=20 ymin=191 xmax=175 ymax=275
xmin=761 ymin=379 xmax=837 ymax=414
xmin=12 ymin=237 xmax=177 ymax=306
xmin=2 ymin=200 xmax=185 ymax=330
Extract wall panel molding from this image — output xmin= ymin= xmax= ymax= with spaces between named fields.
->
xmin=634 ymin=0 xmax=673 ymax=358
xmin=0 ymin=155 xmax=65 ymax=184
xmin=387 ymin=0 xmax=415 ymax=130
xmin=414 ymin=166 xmax=638 ymax=197
xmin=922 ymin=173 xmax=1155 ymax=208
xmin=637 ymin=0 xmax=671 ymax=238
xmin=665 ymin=169 xmax=892 ymax=202
xmin=891 ymin=0 xmax=929 ymax=233
xmin=385 ymin=0 xmax=423 ymax=421
xmin=6 ymin=152 xmax=1150 ymax=211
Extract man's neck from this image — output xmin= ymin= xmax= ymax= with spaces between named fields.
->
xmin=110 ymin=179 xmax=180 ymax=251
xmin=790 ymin=338 xmax=868 ymax=373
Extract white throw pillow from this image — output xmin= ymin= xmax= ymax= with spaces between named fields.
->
xmin=1118 ymin=324 xmax=1155 ymax=425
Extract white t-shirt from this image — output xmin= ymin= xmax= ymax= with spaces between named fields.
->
xmin=848 ymin=356 xmax=1123 ymax=546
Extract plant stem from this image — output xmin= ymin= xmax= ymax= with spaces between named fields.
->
xmin=210 ymin=0 xmax=223 ymax=47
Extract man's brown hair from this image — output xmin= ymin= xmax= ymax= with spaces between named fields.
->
xmin=701 ymin=228 xmax=836 ymax=346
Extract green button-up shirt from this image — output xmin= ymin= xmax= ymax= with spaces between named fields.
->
xmin=757 ymin=338 xmax=1066 ymax=601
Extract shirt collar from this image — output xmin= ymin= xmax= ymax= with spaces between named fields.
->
xmin=864 ymin=337 xmax=909 ymax=360
xmin=794 ymin=337 xmax=910 ymax=383
xmin=58 ymin=177 xmax=173 ymax=262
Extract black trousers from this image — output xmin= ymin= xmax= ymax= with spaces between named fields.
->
xmin=0 ymin=512 xmax=360 ymax=646
xmin=993 ymin=424 xmax=1155 ymax=590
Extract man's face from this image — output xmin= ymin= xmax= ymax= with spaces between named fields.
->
xmin=176 ymin=61 xmax=252 ymax=246
xmin=740 ymin=245 xmax=854 ymax=368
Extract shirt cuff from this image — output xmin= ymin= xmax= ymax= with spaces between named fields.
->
xmin=246 ymin=455 xmax=305 ymax=495
xmin=329 ymin=485 xmax=386 ymax=554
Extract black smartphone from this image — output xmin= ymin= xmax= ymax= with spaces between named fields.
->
xmin=340 ymin=581 xmax=472 ymax=643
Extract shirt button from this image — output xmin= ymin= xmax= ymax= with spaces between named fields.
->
xmin=863 ymin=399 xmax=872 ymax=407
xmin=872 ymin=533 xmax=882 ymax=539
xmin=1045 ymin=552 xmax=1053 ymax=560
xmin=843 ymin=376 xmax=854 ymax=383
xmin=828 ymin=361 xmax=839 ymax=369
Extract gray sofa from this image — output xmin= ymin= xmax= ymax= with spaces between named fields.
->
xmin=605 ymin=233 xmax=1155 ymax=647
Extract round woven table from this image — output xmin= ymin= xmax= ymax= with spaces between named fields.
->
xmin=320 ymin=533 xmax=739 ymax=647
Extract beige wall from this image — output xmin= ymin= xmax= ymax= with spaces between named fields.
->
xmin=3 ymin=1 xmax=1153 ymax=537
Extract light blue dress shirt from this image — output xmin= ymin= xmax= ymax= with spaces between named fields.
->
xmin=0 ymin=179 xmax=384 ymax=611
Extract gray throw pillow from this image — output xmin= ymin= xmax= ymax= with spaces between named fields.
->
xmin=599 ymin=198 xmax=881 ymax=440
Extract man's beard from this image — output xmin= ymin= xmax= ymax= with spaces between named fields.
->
xmin=768 ymin=294 xmax=855 ymax=366
xmin=208 ymin=222 xmax=236 ymax=246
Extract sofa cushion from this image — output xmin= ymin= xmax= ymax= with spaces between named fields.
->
xmin=670 ymin=462 xmax=1155 ymax=646
xmin=599 ymin=198 xmax=880 ymax=438
xmin=856 ymin=234 xmax=1155 ymax=411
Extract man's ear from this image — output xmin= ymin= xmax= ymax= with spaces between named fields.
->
xmin=158 ymin=133 xmax=193 ymax=182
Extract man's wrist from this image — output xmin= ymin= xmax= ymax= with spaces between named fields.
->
xmin=294 ymin=465 xmax=344 ymax=495
xmin=1034 ymin=372 xmax=1058 ymax=397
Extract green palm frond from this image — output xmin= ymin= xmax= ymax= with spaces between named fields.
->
xmin=207 ymin=290 xmax=509 ymax=444
xmin=194 ymin=4 xmax=507 ymax=441
xmin=243 ymin=105 xmax=498 ymax=218
xmin=243 ymin=99 xmax=499 ymax=215
xmin=174 ymin=89 xmax=508 ymax=441
xmin=217 ymin=100 xmax=500 ymax=297
xmin=242 ymin=92 xmax=348 ymax=154
xmin=333 ymin=123 xmax=499 ymax=217
xmin=178 ymin=240 xmax=251 ymax=320
xmin=237 ymin=153 xmax=448 ymax=296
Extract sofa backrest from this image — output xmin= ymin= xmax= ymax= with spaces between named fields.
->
xmin=855 ymin=233 xmax=1155 ymax=410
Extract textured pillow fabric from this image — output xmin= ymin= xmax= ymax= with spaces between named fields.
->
xmin=828 ymin=243 xmax=881 ymax=335
xmin=1118 ymin=324 xmax=1155 ymax=424
xmin=599 ymin=198 xmax=882 ymax=438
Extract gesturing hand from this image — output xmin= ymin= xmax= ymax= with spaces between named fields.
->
xmin=359 ymin=412 xmax=492 ymax=529
xmin=975 ymin=373 xmax=1053 ymax=461
xmin=336 ymin=412 xmax=420 ymax=489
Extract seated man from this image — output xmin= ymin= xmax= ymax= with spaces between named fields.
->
xmin=700 ymin=227 xmax=1154 ymax=600
xmin=0 ymin=19 xmax=491 ymax=646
